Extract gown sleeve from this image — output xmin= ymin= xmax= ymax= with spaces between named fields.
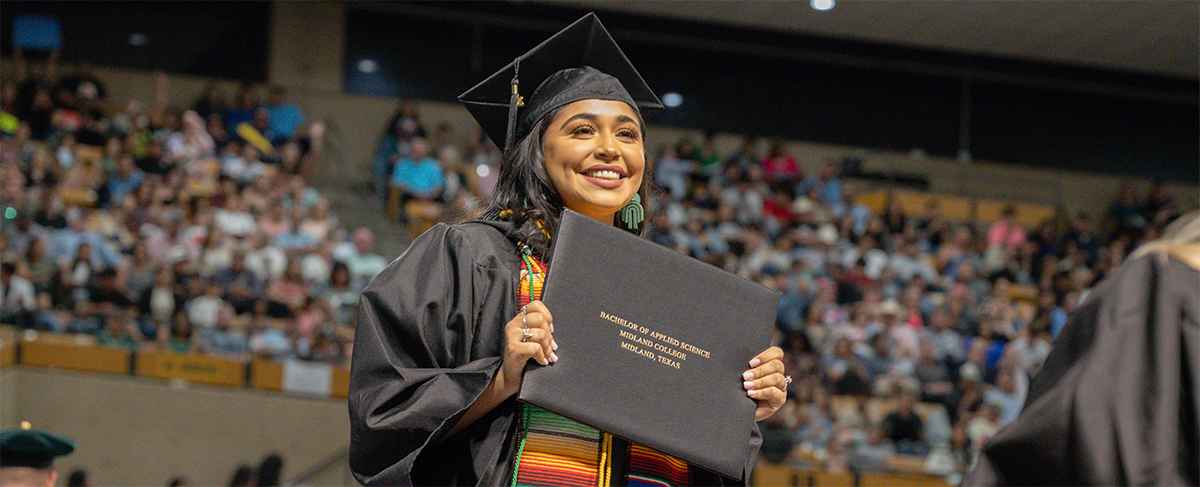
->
xmin=348 ymin=223 xmax=514 ymax=486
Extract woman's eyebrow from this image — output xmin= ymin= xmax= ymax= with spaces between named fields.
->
xmin=557 ymin=113 xmax=641 ymax=130
xmin=558 ymin=113 xmax=598 ymax=130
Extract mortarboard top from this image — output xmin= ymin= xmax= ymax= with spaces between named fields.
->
xmin=458 ymin=12 xmax=662 ymax=151
xmin=0 ymin=422 xmax=75 ymax=469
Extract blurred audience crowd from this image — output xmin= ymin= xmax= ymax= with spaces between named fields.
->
xmin=3 ymin=57 xmax=1194 ymax=482
xmin=0 ymin=56 xmax=389 ymax=366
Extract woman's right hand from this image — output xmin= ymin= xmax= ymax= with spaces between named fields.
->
xmin=448 ymin=300 xmax=558 ymax=436
xmin=498 ymin=300 xmax=558 ymax=395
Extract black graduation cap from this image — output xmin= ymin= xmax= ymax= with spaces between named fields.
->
xmin=0 ymin=424 xmax=75 ymax=469
xmin=459 ymin=12 xmax=663 ymax=152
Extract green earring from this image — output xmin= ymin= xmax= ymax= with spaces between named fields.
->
xmin=620 ymin=194 xmax=644 ymax=230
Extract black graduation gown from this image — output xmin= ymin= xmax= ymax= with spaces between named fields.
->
xmin=963 ymin=253 xmax=1199 ymax=486
xmin=349 ymin=221 xmax=761 ymax=486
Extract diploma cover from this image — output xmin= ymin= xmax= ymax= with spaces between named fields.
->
xmin=518 ymin=209 xmax=781 ymax=479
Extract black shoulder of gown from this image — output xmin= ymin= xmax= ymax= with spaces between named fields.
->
xmin=963 ymin=253 xmax=1199 ymax=486
xmin=349 ymin=220 xmax=524 ymax=486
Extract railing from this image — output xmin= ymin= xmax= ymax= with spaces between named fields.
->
xmin=0 ymin=327 xmax=351 ymax=399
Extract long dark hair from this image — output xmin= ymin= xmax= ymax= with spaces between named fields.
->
xmin=480 ymin=106 xmax=651 ymax=262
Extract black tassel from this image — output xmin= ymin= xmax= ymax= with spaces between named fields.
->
xmin=505 ymin=59 xmax=521 ymax=151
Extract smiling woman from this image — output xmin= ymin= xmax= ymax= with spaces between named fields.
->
xmin=348 ymin=13 xmax=788 ymax=487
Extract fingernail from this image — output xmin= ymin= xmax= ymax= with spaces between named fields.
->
xmin=550 ymin=323 xmax=555 ymax=333
xmin=551 ymin=339 xmax=558 ymax=351
xmin=747 ymin=390 xmax=757 ymax=398
xmin=550 ymin=352 xmax=559 ymax=362
xmin=749 ymin=358 xmax=761 ymax=367
xmin=743 ymin=371 xmax=754 ymax=380
xmin=539 ymin=357 xmax=549 ymax=365
xmin=743 ymin=381 xmax=754 ymax=390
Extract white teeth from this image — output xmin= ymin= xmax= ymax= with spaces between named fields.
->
xmin=585 ymin=170 xmax=621 ymax=180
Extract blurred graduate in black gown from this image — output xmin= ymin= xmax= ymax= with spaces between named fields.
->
xmin=965 ymin=213 xmax=1199 ymax=486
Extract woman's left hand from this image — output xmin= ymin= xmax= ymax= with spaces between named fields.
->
xmin=743 ymin=346 xmax=788 ymax=421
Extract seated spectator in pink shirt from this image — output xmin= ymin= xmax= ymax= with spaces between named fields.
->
xmin=987 ymin=206 xmax=1027 ymax=251
xmin=761 ymin=140 xmax=801 ymax=188
xmin=165 ymin=110 xmax=216 ymax=165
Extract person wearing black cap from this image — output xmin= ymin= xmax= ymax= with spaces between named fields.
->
xmin=349 ymin=13 xmax=787 ymax=486
xmin=0 ymin=423 xmax=76 ymax=487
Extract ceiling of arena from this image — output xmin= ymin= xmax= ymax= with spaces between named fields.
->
xmin=549 ymin=0 xmax=1199 ymax=79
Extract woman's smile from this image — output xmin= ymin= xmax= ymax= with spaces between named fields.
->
xmin=578 ymin=164 xmax=628 ymax=188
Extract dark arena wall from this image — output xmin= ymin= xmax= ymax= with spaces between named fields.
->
xmin=342 ymin=1 xmax=1198 ymax=183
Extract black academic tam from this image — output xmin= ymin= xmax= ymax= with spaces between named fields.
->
xmin=964 ymin=253 xmax=1199 ymax=486
xmin=0 ymin=427 xmax=75 ymax=469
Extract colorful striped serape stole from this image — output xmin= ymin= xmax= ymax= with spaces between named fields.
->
xmin=512 ymin=406 xmax=614 ymax=487
xmin=628 ymin=444 xmax=691 ymax=486
xmin=511 ymin=246 xmax=691 ymax=487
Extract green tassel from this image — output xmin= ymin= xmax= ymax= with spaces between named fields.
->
xmin=620 ymin=194 xmax=644 ymax=230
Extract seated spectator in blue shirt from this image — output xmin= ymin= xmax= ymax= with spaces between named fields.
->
xmin=52 ymin=211 xmax=123 ymax=270
xmin=273 ymin=216 xmax=318 ymax=255
xmin=265 ymin=85 xmax=304 ymax=143
xmin=390 ymin=138 xmax=444 ymax=202
xmin=334 ymin=227 xmax=389 ymax=291
xmin=196 ymin=319 xmax=249 ymax=358
xmin=104 ymin=153 xmax=143 ymax=208
xmin=798 ymin=161 xmax=845 ymax=216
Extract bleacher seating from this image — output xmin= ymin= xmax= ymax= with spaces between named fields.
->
xmin=2 ymin=63 xmax=1193 ymax=487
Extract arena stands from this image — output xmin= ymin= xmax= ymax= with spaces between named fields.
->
xmin=2 ymin=51 xmax=1196 ymax=487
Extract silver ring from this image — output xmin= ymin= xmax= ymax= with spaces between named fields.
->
xmin=521 ymin=328 xmax=533 ymax=342
xmin=784 ymin=375 xmax=793 ymax=386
